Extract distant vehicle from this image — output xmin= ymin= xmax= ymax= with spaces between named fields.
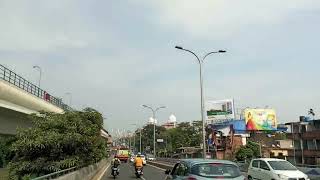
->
xmin=165 ymin=159 xmax=244 ymax=180
xmin=140 ymin=155 xmax=146 ymax=165
xmin=130 ymin=156 xmax=135 ymax=163
xmin=115 ymin=147 xmax=129 ymax=162
xmin=146 ymin=154 xmax=156 ymax=161
xmin=248 ymin=158 xmax=309 ymax=180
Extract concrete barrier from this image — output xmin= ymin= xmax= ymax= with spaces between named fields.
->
xmin=147 ymin=161 xmax=174 ymax=170
xmin=54 ymin=159 xmax=109 ymax=180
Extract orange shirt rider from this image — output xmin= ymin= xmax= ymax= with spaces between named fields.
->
xmin=134 ymin=156 xmax=143 ymax=168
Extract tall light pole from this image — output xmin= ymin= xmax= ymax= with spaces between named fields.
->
xmin=175 ymin=46 xmax=226 ymax=158
xmin=142 ymin=105 xmax=166 ymax=158
xmin=33 ymin=65 xmax=42 ymax=88
xmin=132 ymin=123 xmax=143 ymax=153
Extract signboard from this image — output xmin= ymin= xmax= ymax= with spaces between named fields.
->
xmin=157 ymin=139 xmax=164 ymax=143
xmin=206 ymin=99 xmax=235 ymax=122
xmin=244 ymin=109 xmax=277 ymax=131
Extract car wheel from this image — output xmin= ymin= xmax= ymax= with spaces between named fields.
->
xmin=248 ymin=176 xmax=253 ymax=180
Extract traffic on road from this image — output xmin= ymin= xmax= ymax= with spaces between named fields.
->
xmin=102 ymin=161 xmax=167 ymax=180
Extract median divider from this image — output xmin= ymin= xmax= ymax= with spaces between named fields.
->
xmin=147 ymin=161 xmax=175 ymax=170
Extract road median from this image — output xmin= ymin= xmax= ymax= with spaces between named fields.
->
xmin=147 ymin=161 xmax=174 ymax=170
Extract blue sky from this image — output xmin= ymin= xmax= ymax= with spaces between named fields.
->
xmin=1 ymin=0 xmax=320 ymax=133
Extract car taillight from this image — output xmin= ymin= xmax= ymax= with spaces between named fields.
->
xmin=187 ymin=177 xmax=197 ymax=180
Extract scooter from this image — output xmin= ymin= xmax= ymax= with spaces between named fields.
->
xmin=111 ymin=166 xmax=119 ymax=179
xmin=135 ymin=167 xmax=143 ymax=178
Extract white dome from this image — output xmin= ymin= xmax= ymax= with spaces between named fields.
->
xmin=168 ymin=114 xmax=177 ymax=123
xmin=148 ymin=117 xmax=157 ymax=124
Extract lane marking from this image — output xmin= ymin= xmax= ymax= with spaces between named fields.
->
xmin=146 ymin=164 xmax=166 ymax=171
xmin=126 ymin=163 xmax=147 ymax=180
xmin=97 ymin=163 xmax=110 ymax=180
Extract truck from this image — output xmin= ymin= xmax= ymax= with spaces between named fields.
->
xmin=115 ymin=147 xmax=129 ymax=162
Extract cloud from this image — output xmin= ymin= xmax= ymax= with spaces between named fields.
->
xmin=139 ymin=0 xmax=320 ymax=39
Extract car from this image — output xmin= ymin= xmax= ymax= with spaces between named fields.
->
xmin=147 ymin=156 xmax=156 ymax=161
xmin=130 ymin=156 xmax=135 ymax=163
xmin=247 ymin=158 xmax=310 ymax=180
xmin=140 ymin=155 xmax=147 ymax=165
xmin=165 ymin=159 xmax=245 ymax=180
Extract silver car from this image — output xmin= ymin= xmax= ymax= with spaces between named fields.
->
xmin=165 ymin=159 xmax=245 ymax=180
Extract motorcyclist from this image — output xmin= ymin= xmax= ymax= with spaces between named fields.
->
xmin=111 ymin=156 xmax=121 ymax=175
xmin=134 ymin=152 xmax=144 ymax=174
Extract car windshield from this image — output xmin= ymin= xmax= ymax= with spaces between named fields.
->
xmin=268 ymin=161 xmax=297 ymax=171
xmin=191 ymin=163 xmax=241 ymax=178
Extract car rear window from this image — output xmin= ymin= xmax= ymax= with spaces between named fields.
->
xmin=191 ymin=163 xmax=241 ymax=178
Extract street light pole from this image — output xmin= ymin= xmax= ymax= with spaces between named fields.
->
xmin=175 ymin=46 xmax=226 ymax=159
xmin=142 ymin=105 xmax=166 ymax=158
xmin=33 ymin=65 xmax=42 ymax=88
xmin=132 ymin=123 xmax=143 ymax=153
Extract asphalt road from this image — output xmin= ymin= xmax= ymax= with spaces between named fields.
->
xmin=102 ymin=162 xmax=167 ymax=180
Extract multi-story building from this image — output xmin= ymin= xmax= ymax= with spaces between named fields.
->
xmin=285 ymin=118 xmax=320 ymax=165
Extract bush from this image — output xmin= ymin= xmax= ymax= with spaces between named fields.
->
xmin=8 ymin=108 xmax=107 ymax=179
xmin=0 ymin=135 xmax=16 ymax=168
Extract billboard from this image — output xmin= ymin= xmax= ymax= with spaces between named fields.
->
xmin=206 ymin=99 xmax=235 ymax=122
xmin=244 ymin=109 xmax=277 ymax=131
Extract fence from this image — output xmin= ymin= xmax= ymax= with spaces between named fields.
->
xmin=0 ymin=64 xmax=71 ymax=111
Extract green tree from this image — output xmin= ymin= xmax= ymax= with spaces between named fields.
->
xmin=8 ymin=108 xmax=107 ymax=179
xmin=235 ymin=146 xmax=254 ymax=161
xmin=235 ymin=141 xmax=260 ymax=161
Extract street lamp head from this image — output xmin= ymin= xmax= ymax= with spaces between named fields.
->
xmin=175 ymin=46 xmax=183 ymax=50
xmin=218 ymin=50 xmax=226 ymax=53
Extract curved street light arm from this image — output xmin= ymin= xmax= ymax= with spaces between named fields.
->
xmin=180 ymin=48 xmax=202 ymax=64
xmin=203 ymin=51 xmax=219 ymax=61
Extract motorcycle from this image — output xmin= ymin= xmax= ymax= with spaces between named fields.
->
xmin=135 ymin=167 xmax=143 ymax=178
xmin=111 ymin=166 xmax=119 ymax=179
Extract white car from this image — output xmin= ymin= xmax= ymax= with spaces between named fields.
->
xmin=140 ymin=155 xmax=147 ymax=165
xmin=248 ymin=158 xmax=309 ymax=180
xmin=130 ymin=156 xmax=135 ymax=163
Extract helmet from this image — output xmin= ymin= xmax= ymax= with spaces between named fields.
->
xmin=137 ymin=152 xmax=141 ymax=157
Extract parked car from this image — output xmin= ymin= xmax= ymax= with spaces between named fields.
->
xmin=248 ymin=158 xmax=309 ymax=180
xmin=165 ymin=159 xmax=245 ymax=180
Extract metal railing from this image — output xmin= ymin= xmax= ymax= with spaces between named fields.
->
xmin=0 ymin=64 xmax=71 ymax=111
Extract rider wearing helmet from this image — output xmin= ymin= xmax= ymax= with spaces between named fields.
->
xmin=111 ymin=155 xmax=121 ymax=175
xmin=134 ymin=153 xmax=144 ymax=174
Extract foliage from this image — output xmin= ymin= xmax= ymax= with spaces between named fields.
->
xmin=8 ymin=108 xmax=107 ymax=179
xmin=135 ymin=121 xmax=202 ymax=156
xmin=0 ymin=135 xmax=16 ymax=168
xmin=235 ymin=141 xmax=260 ymax=161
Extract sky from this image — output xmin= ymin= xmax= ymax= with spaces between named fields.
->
xmin=1 ymin=0 xmax=320 ymax=134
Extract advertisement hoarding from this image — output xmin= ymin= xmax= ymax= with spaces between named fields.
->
xmin=245 ymin=109 xmax=277 ymax=131
xmin=206 ymin=99 xmax=235 ymax=122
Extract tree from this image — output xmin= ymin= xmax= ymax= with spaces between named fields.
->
xmin=8 ymin=108 xmax=107 ymax=179
xmin=235 ymin=141 xmax=260 ymax=161
xmin=235 ymin=146 xmax=253 ymax=161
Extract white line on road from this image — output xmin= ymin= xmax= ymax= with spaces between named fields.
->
xmin=126 ymin=163 xmax=147 ymax=180
xmin=97 ymin=163 xmax=110 ymax=180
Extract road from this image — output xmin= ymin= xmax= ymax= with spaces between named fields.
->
xmin=101 ymin=162 xmax=167 ymax=180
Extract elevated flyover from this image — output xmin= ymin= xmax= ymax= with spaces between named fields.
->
xmin=0 ymin=64 xmax=70 ymax=135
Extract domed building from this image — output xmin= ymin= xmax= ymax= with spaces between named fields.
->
xmin=162 ymin=114 xmax=177 ymax=129
xmin=148 ymin=117 xmax=157 ymax=125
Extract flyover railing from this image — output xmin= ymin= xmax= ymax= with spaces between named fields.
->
xmin=0 ymin=64 xmax=71 ymax=111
